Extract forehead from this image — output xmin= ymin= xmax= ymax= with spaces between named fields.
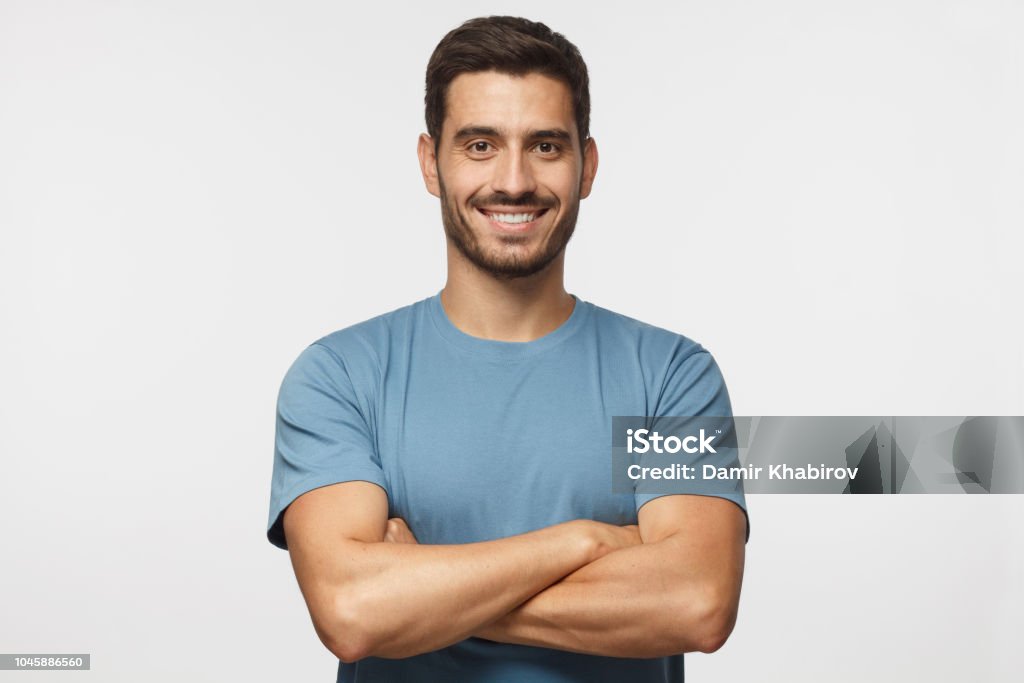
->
xmin=443 ymin=71 xmax=576 ymax=140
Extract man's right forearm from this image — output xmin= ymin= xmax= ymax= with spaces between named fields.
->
xmin=309 ymin=519 xmax=633 ymax=662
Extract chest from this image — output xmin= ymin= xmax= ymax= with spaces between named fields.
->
xmin=373 ymin=354 xmax=646 ymax=543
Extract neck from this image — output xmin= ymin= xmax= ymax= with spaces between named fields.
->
xmin=440 ymin=245 xmax=575 ymax=342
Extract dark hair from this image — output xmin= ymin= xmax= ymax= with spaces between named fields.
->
xmin=425 ymin=16 xmax=591 ymax=145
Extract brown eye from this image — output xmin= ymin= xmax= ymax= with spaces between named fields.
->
xmin=472 ymin=142 xmax=490 ymax=153
xmin=536 ymin=142 xmax=558 ymax=154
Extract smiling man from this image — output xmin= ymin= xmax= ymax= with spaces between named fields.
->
xmin=433 ymin=70 xmax=584 ymax=282
xmin=267 ymin=16 xmax=748 ymax=682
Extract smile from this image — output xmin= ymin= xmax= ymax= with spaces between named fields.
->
xmin=477 ymin=208 xmax=549 ymax=229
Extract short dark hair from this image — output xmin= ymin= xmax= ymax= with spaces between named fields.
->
xmin=425 ymin=16 xmax=591 ymax=145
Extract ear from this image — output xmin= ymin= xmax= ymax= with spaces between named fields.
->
xmin=579 ymin=137 xmax=599 ymax=199
xmin=417 ymin=133 xmax=441 ymax=198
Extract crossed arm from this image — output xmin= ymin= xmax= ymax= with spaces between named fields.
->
xmin=283 ymin=480 xmax=746 ymax=663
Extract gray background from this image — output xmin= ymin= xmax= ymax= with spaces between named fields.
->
xmin=1 ymin=0 xmax=1021 ymax=680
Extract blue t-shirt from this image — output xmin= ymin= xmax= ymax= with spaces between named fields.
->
xmin=267 ymin=293 xmax=747 ymax=682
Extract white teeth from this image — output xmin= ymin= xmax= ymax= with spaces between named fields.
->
xmin=486 ymin=211 xmax=537 ymax=224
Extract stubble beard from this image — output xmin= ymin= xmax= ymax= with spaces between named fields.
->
xmin=438 ymin=174 xmax=580 ymax=281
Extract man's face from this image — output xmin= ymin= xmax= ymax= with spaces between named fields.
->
xmin=419 ymin=71 xmax=597 ymax=280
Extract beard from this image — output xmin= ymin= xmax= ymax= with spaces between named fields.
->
xmin=438 ymin=174 xmax=580 ymax=280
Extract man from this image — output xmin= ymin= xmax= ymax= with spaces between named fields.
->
xmin=267 ymin=16 xmax=748 ymax=682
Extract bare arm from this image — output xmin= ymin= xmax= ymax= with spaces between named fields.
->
xmin=283 ymin=480 xmax=641 ymax=662
xmin=472 ymin=494 xmax=747 ymax=657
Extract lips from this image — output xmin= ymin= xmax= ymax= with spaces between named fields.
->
xmin=476 ymin=207 xmax=549 ymax=231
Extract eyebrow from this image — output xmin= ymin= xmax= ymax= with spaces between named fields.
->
xmin=452 ymin=126 xmax=573 ymax=143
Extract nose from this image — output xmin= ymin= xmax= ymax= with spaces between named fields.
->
xmin=490 ymin=147 xmax=537 ymax=198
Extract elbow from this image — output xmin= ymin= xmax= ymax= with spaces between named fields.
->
xmin=695 ymin=620 xmax=733 ymax=654
xmin=326 ymin=631 xmax=372 ymax=665
xmin=665 ymin=585 xmax=738 ymax=655
xmin=691 ymin=590 xmax=739 ymax=654
xmin=320 ymin=590 xmax=378 ymax=663
xmin=327 ymin=637 xmax=371 ymax=665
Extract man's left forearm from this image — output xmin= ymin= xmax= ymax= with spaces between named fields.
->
xmin=475 ymin=530 xmax=744 ymax=658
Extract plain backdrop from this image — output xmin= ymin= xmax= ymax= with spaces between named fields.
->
xmin=1 ymin=1 xmax=1022 ymax=681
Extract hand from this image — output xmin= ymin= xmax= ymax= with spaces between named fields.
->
xmin=384 ymin=517 xmax=419 ymax=544
xmin=582 ymin=520 xmax=642 ymax=560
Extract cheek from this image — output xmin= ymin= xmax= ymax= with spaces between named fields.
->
xmin=537 ymin=163 xmax=581 ymax=199
xmin=446 ymin=172 xmax=490 ymax=203
xmin=446 ymin=156 xmax=491 ymax=180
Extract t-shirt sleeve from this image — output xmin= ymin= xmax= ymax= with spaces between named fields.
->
xmin=266 ymin=342 xmax=389 ymax=550
xmin=634 ymin=344 xmax=750 ymax=542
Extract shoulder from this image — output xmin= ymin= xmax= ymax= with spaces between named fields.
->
xmin=583 ymin=300 xmax=730 ymax=413
xmin=585 ymin=300 xmax=709 ymax=365
xmin=282 ymin=296 xmax=431 ymax=391
xmin=316 ymin=297 xmax=427 ymax=360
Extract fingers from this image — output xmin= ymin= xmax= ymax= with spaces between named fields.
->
xmin=384 ymin=517 xmax=419 ymax=544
